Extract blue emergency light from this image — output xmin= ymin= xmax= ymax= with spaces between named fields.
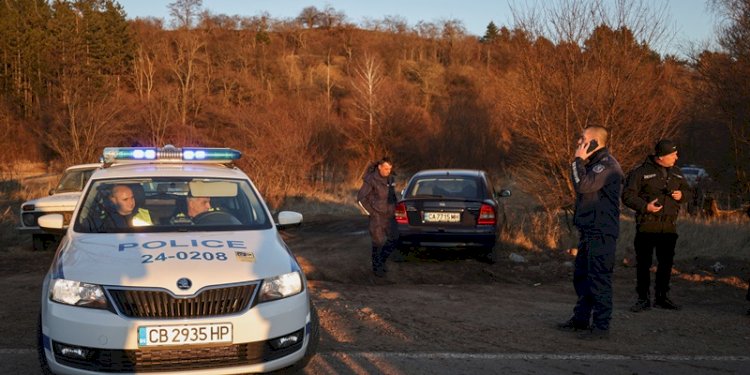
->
xmin=102 ymin=145 xmax=241 ymax=164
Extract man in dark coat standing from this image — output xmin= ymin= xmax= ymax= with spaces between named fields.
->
xmin=558 ymin=126 xmax=623 ymax=339
xmin=623 ymin=139 xmax=691 ymax=312
xmin=357 ymin=157 xmax=398 ymax=277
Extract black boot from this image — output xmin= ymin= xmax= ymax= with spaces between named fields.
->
xmin=556 ymin=318 xmax=590 ymax=332
xmin=630 ymin=298 xmax=651 ymax=312
xmin=372 ymin=246 xmax=386 ymax=277
xmin=630 ymin=293 xmax=651 ymax=312
xmin=654 ymin=293 xmax=681 ymax=310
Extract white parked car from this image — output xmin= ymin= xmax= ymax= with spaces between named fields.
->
xmin=37 ymin=146 xmax=319 ymax=374
xmin=18 ymin=163 xmax=99 ymax=250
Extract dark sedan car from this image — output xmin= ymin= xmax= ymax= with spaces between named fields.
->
xmin=395 ymin=169 xmax=511 ymax=262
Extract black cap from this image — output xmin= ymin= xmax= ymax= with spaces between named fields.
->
xmin=655 ymin=139 xmax=677 ymax=157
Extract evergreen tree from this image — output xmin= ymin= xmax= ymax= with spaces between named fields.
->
xmin=0 ymin=0 xmax=52 ymax=116
xmin=480 ymin=21 xmax=500 ymax=43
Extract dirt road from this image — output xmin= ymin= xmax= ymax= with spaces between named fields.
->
xmin=1 ymin=214 xmax=749 ymax=374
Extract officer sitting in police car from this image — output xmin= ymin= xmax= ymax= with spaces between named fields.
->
xmin=170 ymin=195 xmax=213 ymax=224
xmin=105 ymin=184 xmax=153 ymax=228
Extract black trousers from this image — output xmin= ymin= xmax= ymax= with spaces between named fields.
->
xmin=572 ymin=235 xmax=616 ymax=330
xmin=369 ymin=213 xmax=397 ymax=272
xmin=634 ymin=232 xmax=678 ymax=299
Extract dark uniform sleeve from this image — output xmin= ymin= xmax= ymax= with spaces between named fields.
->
xmin=675 ymin=170 xmax=692 ymax=205
xmin=571 ymin=157 xmax=614 ymax=194
xmin=622 ymin=167 xmax=648 ymax=214
xmin=357 ymin=178 xmax=375 ymax=215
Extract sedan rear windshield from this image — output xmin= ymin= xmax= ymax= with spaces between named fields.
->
xmin=73 ymin=177 xmax=272 ymax=233
xmin=406 ymin=177 xmax=483 ymax=199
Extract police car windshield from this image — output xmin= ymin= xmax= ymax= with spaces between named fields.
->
xmin=73 ymin=177 xmax=272 ymax=233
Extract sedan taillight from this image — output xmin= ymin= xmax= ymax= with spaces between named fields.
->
xmin=477 ymin=204 xmax=496 ymax=225
xmin=395 ymin=202 xmax=409 ymax=224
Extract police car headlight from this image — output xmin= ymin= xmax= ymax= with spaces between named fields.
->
xmin=258 ymin=272 xmax=303 ymax=302
xmin=50 ymin=279 xmax=108 ymax=309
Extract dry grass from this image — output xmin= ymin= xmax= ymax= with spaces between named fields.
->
xmin=502 ymin=209 xmax=750 ymax=263
xmin=672 ymin=216 xmax=750 ymax=261
xmin=0 ymin=168 xmax=59 ymax=251
xmin=500 ymin=209 xmax=573 ymax=252
xmin=276 ymin=190 xmax=361 ymax=216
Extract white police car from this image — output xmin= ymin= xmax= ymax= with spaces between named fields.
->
xmin=37 ymin=146 xmax=319 ymax=374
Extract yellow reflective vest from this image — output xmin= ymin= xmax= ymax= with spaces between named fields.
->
xmin=131 ymin=208 xmax=153 ymax=227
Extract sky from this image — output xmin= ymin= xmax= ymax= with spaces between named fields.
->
xmin=115 ymin=0 xmax=719 ymax=57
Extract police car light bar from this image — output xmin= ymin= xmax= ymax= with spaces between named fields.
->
xmin=102 ymin=145 xmax=241 ymax=164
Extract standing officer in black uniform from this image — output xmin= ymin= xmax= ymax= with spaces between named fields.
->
xmin=623 ymin=139 xmax=691 ymax=312
xmin=558 ymin=126 xmax=624 ymax=339
xmin=357 ymin=157 xmax=398 ymax=277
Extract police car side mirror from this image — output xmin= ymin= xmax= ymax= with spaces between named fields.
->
xmin=38 ymin=214 xmax=66 ymax=235
xmin=276 ymin=211 xmax=303 ymax=230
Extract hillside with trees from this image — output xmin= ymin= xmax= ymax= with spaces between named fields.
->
xmin=0 ymin=0 xmax=748 ymax=208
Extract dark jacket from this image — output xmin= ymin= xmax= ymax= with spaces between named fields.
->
xmin=357 ymin=168 xmax=397 ymax=217
xmin=571 ymin=147 xmax=624 ymax=238
xmin=622 ymin=156 xmax=692 ymax=233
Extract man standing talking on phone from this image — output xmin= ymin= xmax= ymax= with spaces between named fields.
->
xmin=623 ymin=139 xmax=691 ymax=312
xmin=558 ymin=126 xmax=623 ymax=339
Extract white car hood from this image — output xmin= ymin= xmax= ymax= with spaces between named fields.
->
xmin=54 ymin=230 xmax=297 ymax=295
xmin=26 ymin=192 xmax=81 ymax=210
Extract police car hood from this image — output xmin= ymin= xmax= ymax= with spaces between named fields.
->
xmin=25 ymin=192 xmax=81 ymax=210
xmin=57 ymin=230 xmax=297 ymax=294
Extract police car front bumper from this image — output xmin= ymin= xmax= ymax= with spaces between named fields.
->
xmin=41 ymin=292 xmax=312 ymax=374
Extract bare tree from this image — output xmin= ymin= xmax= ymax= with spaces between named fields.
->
xmin=350 ymin=53 xmax=385 ymax=163
xmin=506 ymin=0 xmax=682 ymax=210
xmin=168 ymin=0 xmax=203 ymax=29
xmin=296 ymin=6 xmax=320 ymax=29
xmin=699 ymin=0 xmax=750 ymax=194
xmin=41 ymin=85 xmax=125 ymax=165
xmin=165 ymin=26 xmax=206 ymax=140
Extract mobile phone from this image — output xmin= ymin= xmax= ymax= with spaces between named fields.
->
xmin=586 ymin=139 xmax=599 ymax=153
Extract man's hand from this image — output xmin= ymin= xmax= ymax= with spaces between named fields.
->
xmin=575 ymin=141 xmax=594 ymax=160
xmin=671 ymin=190 xmax=683 ymax=201
xmin=646 ymin=198 xmax=663 ymax=213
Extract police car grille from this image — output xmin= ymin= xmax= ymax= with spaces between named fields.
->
xmin=52 ymin=332 xmax=304 ymax=372
xmin=108 ymin=284 xmax=256 ymax=318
